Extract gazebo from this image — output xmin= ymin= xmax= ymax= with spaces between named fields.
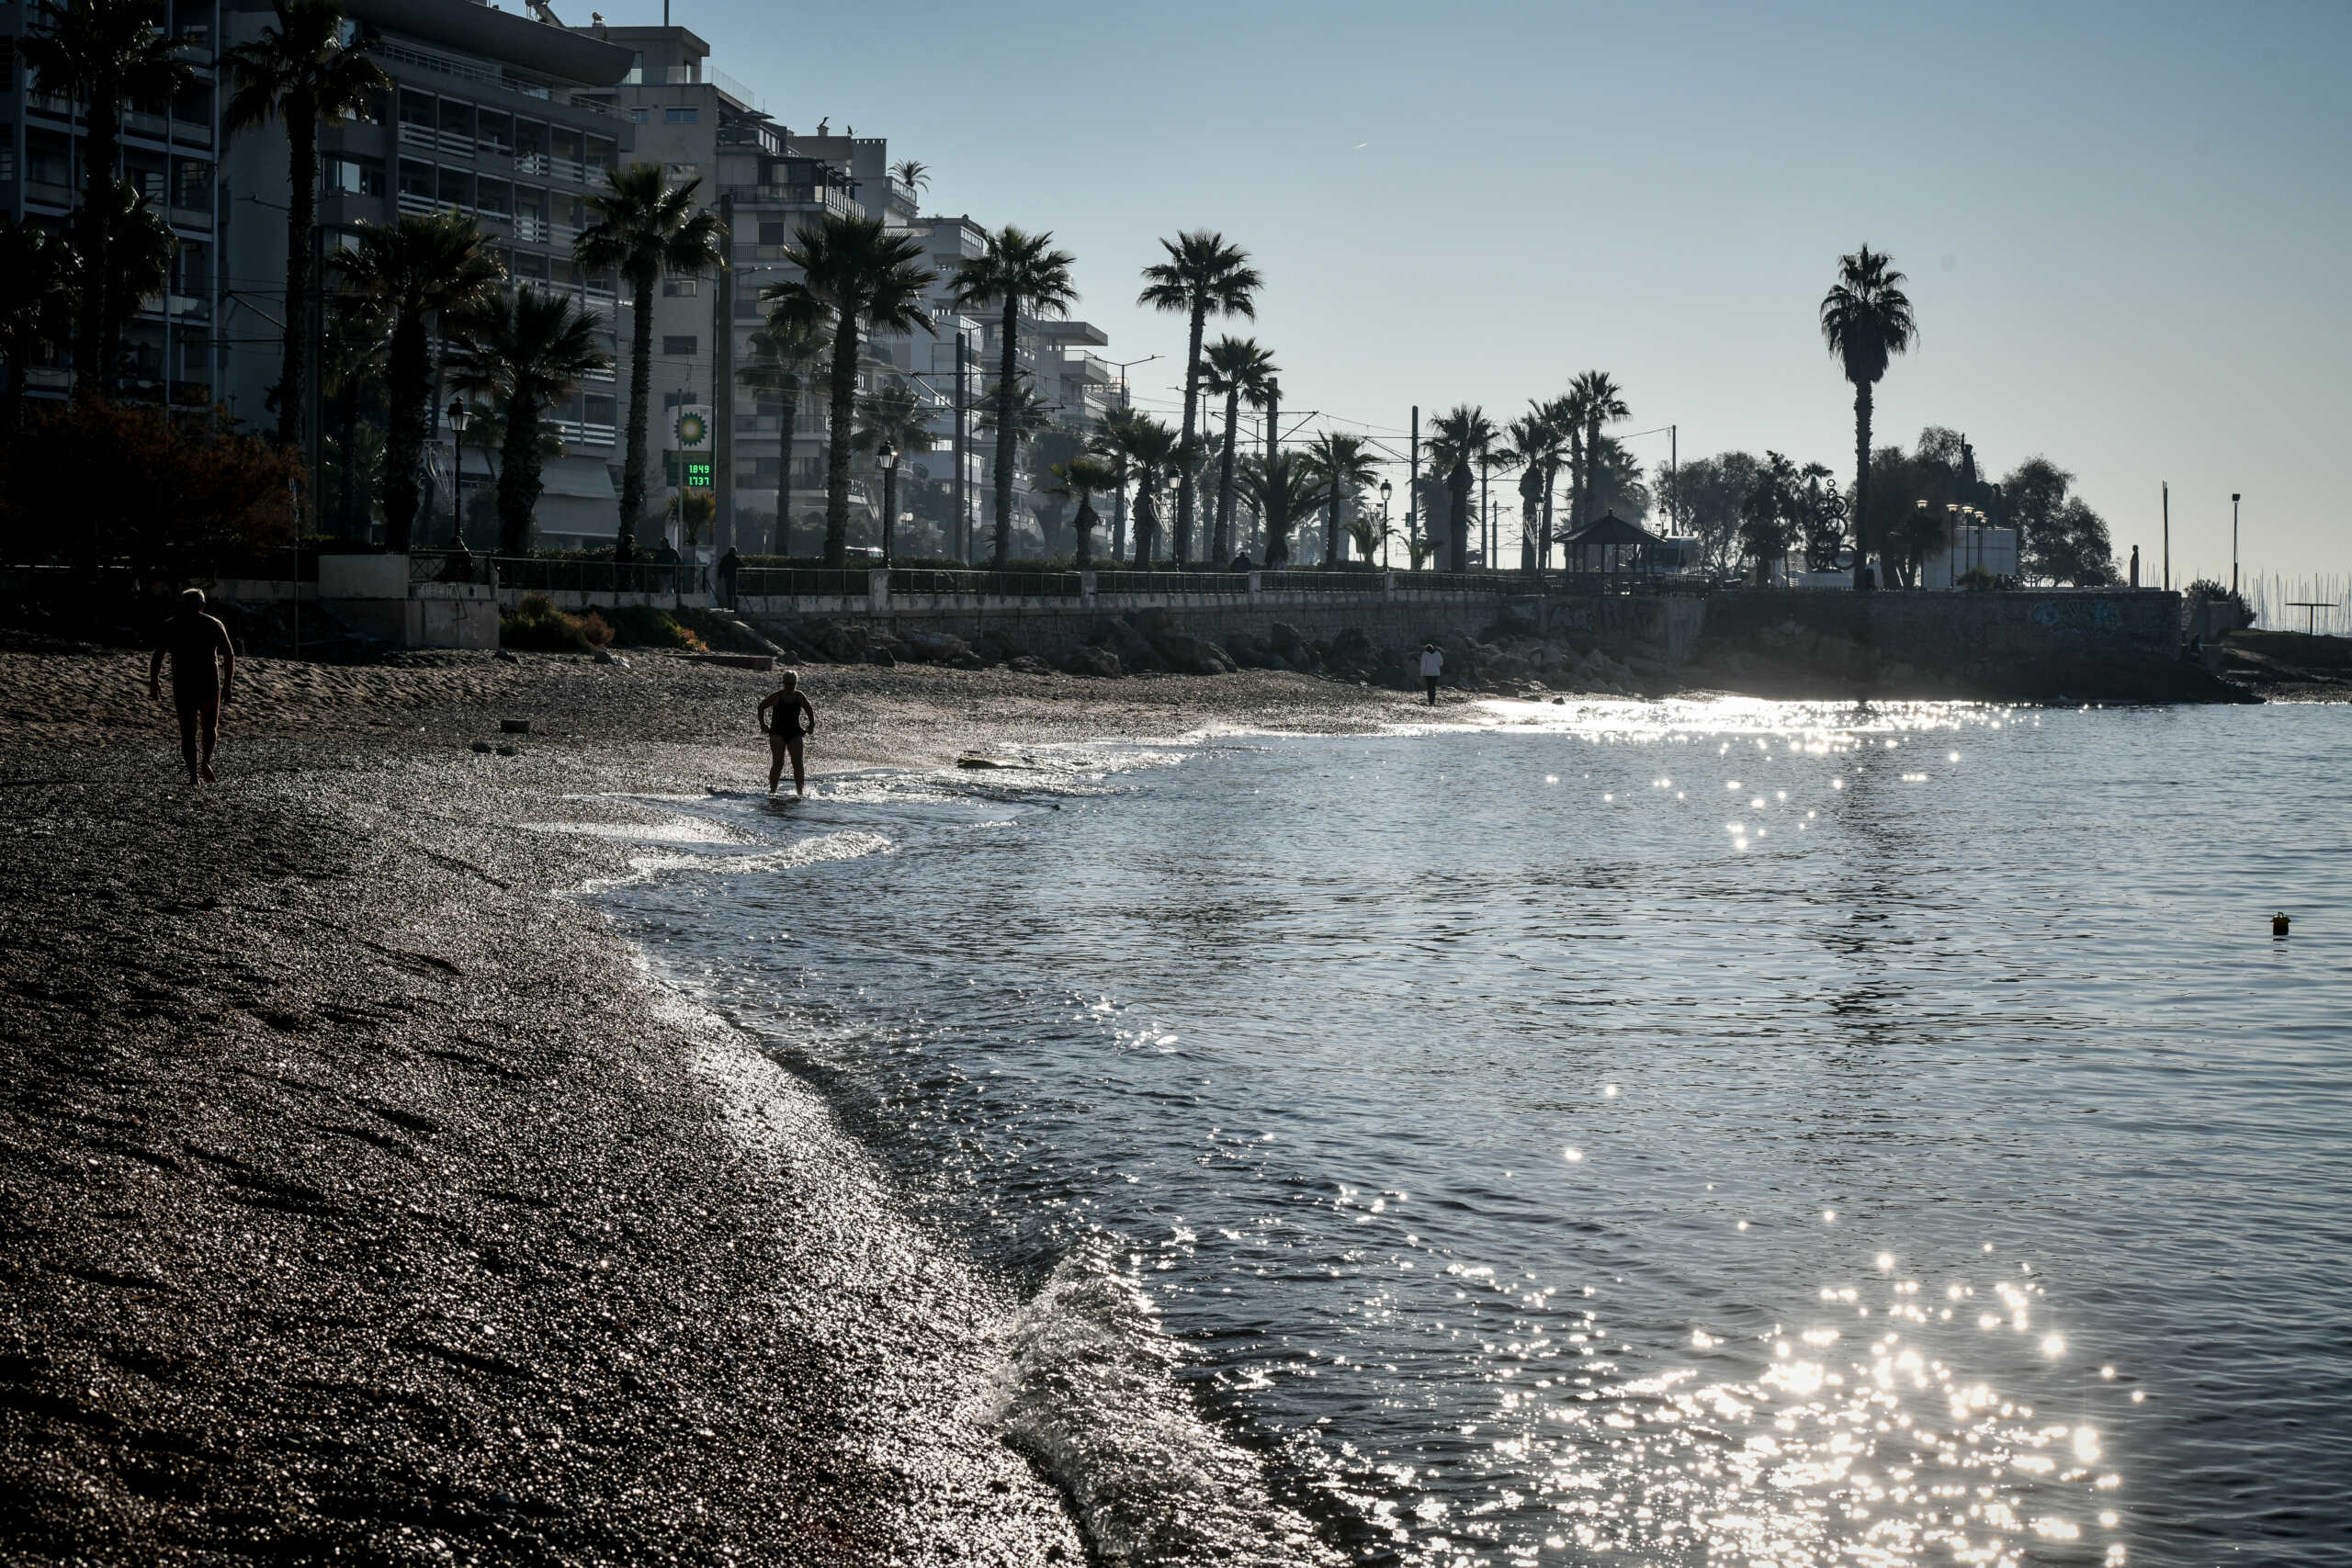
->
xmin=1563 ymin=512 xmax=1659 ymax=580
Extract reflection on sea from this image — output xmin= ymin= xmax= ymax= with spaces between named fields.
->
xmin=602 ymin=699 xmax=2352 ymax=1568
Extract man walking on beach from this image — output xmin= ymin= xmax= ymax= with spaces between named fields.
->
xmin=758 ymin=671 xmax=817 ymax=796
xmin=1419 ymin=642 xmax=1444 ymax=705
xmin=149 ymin=589 xmax=235 ymax=784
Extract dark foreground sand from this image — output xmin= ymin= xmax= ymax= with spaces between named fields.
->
xmin=0 ymin=642 xmax=1419 ymax=1566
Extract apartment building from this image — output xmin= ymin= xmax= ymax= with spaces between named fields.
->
xmin=215 ymin=0 xmax=635 ymax=544
xmin=3 ymin=0 xmax=225 ymax=409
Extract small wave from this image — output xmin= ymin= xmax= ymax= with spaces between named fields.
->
xmin=580 ymin=829 xmax=894 ymax=891
xmin=999 ymin=1244 xmax=1343 ymax=1568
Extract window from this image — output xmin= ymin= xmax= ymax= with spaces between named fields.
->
xmin=663 ymin=107 xmax=698 ymax=125
xmin=664 ymin=162 xmax=699 ymax=182
xmin=437 ymin=167 xmax=472 ymax=209
xmin=584 ymin=135 xmax=616 ymax=170
xmin=662 ymin=276 xmax=698 ymax=297
xmin=585 ymin=395 xmax=616 ymax=425
xmin=510 ymin=251 xmax=549 ymax=281
xmin=323 ymin=154 xmax=384 ymax=198
xmin=757 ymin=220 xmax=786 ymax=244
xmin=515 ymin=119 xmax=547 ymax=164
xmin=477 ymin=110 xmax=513 ymax=153
xmin=475 ymin=177 xmax=512 ymax=216
xmin=629 ymin=107 xmax=649 ymax=123
xmin=400 ymin=90 xmax=435 ymax=130
xmin=662 ymin=335 xmax=699 ymax=356
xmin=0 ymin=130 xmax=14 ymax=186
xmin=398 ymin=159 xmax=434 ymax=200
xmin=438 ymin=98 xmax=474 ymax=144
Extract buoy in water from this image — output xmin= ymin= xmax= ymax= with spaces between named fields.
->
xmin=2273 ymin=911 xmax=2291 ymax=937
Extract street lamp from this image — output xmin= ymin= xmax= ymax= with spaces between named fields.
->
xmin=876 ymin=440 xmax=899 ymax=564
xmin=447 ymin=398 xmax=469 ymax=554
xmin=1944 ymin=502 xmax=1960 ymax=589
xmin=2232 ymin=492 xmax=2242 ymax=596
xmin=1380 ymin=479 xmax=1394 ymax=570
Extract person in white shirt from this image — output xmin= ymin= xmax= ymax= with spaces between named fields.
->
xmin=1419 ymin=642 xmax=1444 ymax=705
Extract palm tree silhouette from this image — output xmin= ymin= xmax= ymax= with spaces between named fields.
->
xmin=1138 ymin=231 xmax=1260 ymax=565
xmin=1566 ymin=370 xmax=1629 ymax=533
xmin=0 ymin=221 xmax=76 ymax=434
xmin=736 ymin=317 xmax=829 ymax=554
xmin=761 ymin=213 xmax=936 ymax=567
xmin=447 ymin=288 xmax=610 ymax=556
xmin=574 ymin=163 xmax=724 ymax=558
xmin=1303 ymin=431 xmax=1378 ymax=566
xmin=1202 ymin=336 xmax=1277 ymax=565
xmin=890 ymin=159 xmax=930 ymax=197
xmin=1239 ymin=450 xmax=1321 ymax=569
xmin=1819 ymin=245 xmax=1917 ymax=589
xmin=1507 ymin=412 xmax=1562 ymax=570
xmin=22 ymin=0 xmax=195 ymax=400
xmin=222 ymin=0 xmax=388 ymax=451
xmin=949 ymin=225 xmax=1078 ymax=570
xmin=1048 ymin=454 xmax=1117 ymax=567
xmin=1430 ymin=406 xmax=1496 ymax=571
xmin=331 ymin=213 xmax=502 ymax=551
xmin=854 ymin=376 xmax=933 ymax=561
xmin=1097 ymin=414 xmax=1179 ymax=565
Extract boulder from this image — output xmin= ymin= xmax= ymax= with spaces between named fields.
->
xmin=1059 ymin=644 xmax=1123 ymax=678
xmin=1269 ymin=621 xmax=1307 ymax=659
xmin=866 ymin=646 xmax=896 ymax=667
xmin=1329 ymin=626 xmax=1377 ymax=666
xmin=1225 ymin=634 xmax=1277 ymax=669
xmin=1154 ymin=633 xmax=1238 ymax=676
xmin=1009 ymin=653 xmax=1053 ymax=675
xmin=901 ymin=631 xmax=978 ymax=665
xmin=1098 ymin=617 xmax=1164 ymax=671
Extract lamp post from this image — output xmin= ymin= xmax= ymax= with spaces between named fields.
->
xmin=1380 ymin=478 xmax=1394 ymax=570
xmin=447 ymin=398 xmax=469 ymax=555
xmin=877 ymin=441 xmax=899 ymax=565
xmin=1944 ymin=502 xmax=1960 ymax=589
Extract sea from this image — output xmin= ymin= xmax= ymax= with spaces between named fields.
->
xmin=588 ymin=698 xmax=2352 ymax=1568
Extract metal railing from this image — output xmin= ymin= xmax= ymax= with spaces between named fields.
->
xmin=1257 ymin=569 xmax=1385 ymax=594
xmin=735 ymin=567 xmax=873 ymax=598
xmin=496 ymin=557 xmax=700 ymax=595
xmin=1093 ymin=570 xmax=1251 ymax=596
xmin=890 ymin=569 xmax=1081 ymax=599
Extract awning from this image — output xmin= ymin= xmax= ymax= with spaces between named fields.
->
xmin=539 ymin=456 xmax=619 ymax=502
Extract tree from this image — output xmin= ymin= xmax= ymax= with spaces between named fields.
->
xmin=737 ymin=316 xmax=829 ymax=553
xmin=1739 ymin=451 xmax=1801 ymax=582
xmin=890 ymin=159 xmax=930 ymax=197
xmin=574 ymin=163 xmax=724 ymax=558
xmin=332 ymin=212 xmax=503 ymax=551
xmin=1670 ymin=452 xmax=1763 ymax=573
xmin=320 ymin=294 xmax=388 ymax=538
xmin=1583 ymin=433 xmax=1654 ymax=525
xmin=854 ymin=376 xmax=933 ymax=561
xmin=446 ymin=286 xmax=609 ymax=556
xmin=948 ymin=224 xmax=1078 ymax=570
xmin=1506 ymin=412 xmax=1559 ymax=570
xmin=1302 ymin=431 xmax=1378 ymax=566
xmin=1202 ymin=335 xmax=1277 ymax=564
xmin=1820 ymin=245 xmax=1917 ymax=589
xmin=0 ymin=222 xmax=78 ymax=435
xmin=1566 ymin=370 xmax=1628 ymax=531
xmin=84 ymin=184 xmax=176 ymax=394
xmin=1430 ymin=406 xmax=1496 ymax=571
xmin=1238 ymin=450 xmax=1322 ymax=569
xmin=222 ymin=0 xmax=388 ymax=452
xmin=1996 ymin=456 xmax=2116 ymax=586
xmin=1138 ymin=231 xmax=1260 ymax=565
xmin=761 ymin=213 xmax=936 ymax=568
xmin=22 ymin=0 xmax=196 ymax=400
xmin=1096 ymin=414 xmax=1179 ymax=564
xmin=1049 ymin=454 xmax=1116 ymax=567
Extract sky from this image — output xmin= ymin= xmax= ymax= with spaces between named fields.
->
xmin=669 ymin=0 xmax=2348 ymax=587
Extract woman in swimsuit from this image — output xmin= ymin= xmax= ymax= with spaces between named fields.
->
xmin=757 ymin=672 xmax=817 ymax=796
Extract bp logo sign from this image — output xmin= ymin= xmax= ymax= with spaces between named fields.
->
xmin=673 ymin=409 xmax=709 ymax=447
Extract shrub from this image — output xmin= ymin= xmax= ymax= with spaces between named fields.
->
xmin=601 ymin=603 xmax=707 ymax=650
xmin=2183 ymin=578 xmax=2254 ymax=632
xmin=501 ymin=592 xmax=613 ymax=651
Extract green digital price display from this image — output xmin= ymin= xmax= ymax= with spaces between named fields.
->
xmin=684 ymin=459 xmax=713 ymax=489
xmin=666 ymin=452 xmax=716 ymax=488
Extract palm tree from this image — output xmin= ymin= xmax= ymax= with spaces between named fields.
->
xmin=1566 ymin=370 xmax=1628 ymax=532
xmin=1302 ymin=432 xmax=1378 ymax=567
xmin=761 ymin=213 xmax=936 ymax=568
xmin=333 ymin=212 xmax=503 ymax=551
xmin=22 ymin=0 xmax=196 ymax=400
xmin=948 ymin=225 xmax=1078 ymax=570
xmin=1476 ymin=442 xmax=1521 ymax=570
xmin=736 ymin=316 xmax=829 ymax=554
xmin=1089 ymin=406 xmax=1146 ymax=558
xmin=446 ymin=287 xmax=609 ymax=556
xmin=1430 ymin=406 xmax=1495 ymax=571
xmin=0 ymin=221 xmax=77 ymax=434
xmin=1138 ymin=231 xmax=1260 ymax=565
xmin=320 ymin=295 xmax=388 ymax=538
xmin=222 ymin=0 xmax=388 ymax=451
xmin=573 ymin=163 xmax=724 ymax=558
xmin=1819 ymin=245 xmax=1917 ymax=589
xmin=1201 ymin=336 xmax=1277 ymax=565
xmin=889 ymin=159 xmax=930 ymax=197
xmin=854 ymin=376 xmax=933 ymax=561
xmin=1050 ymin=454 xmax=1117 ymax=567
xmin=73 ymin=181 xmax=175 ymax=394
xmin=1506 ymin=411 xmax=1560 ymax=570
xmin=1239 ymin=450 xmax=1322 ymax=570
xmin=1097 ymin=413 xmax=1179 ymax=565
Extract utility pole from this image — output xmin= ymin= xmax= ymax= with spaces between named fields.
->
xmin=1408 ymin=405 xmax=1419 ymax=570
xmin=1668 ymin=423 xmax=1677 ymax=533
xmin=2232 ymin=491 xmax=2242 ymax=597
xmin=2162 ymin=481 xmax=2170 ymax=592
xmin=953 ymin=329 xmax=968 ymax=563
xmin=713 ymin=192 xmax=735 ymax=557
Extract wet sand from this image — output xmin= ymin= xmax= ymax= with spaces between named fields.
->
xmin=0 ymin=640 xmax=1416 ymax=1565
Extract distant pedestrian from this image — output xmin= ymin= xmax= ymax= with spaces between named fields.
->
xmin=758 ymin=671 xmax=817 ymax=796
xmin=1419 ymin=641 xmax=1444 ymax=705
xmin=718 ymin=546 xmax=742 ymax=608
xmin=148 ymin=588 xmax=234 ymax=784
